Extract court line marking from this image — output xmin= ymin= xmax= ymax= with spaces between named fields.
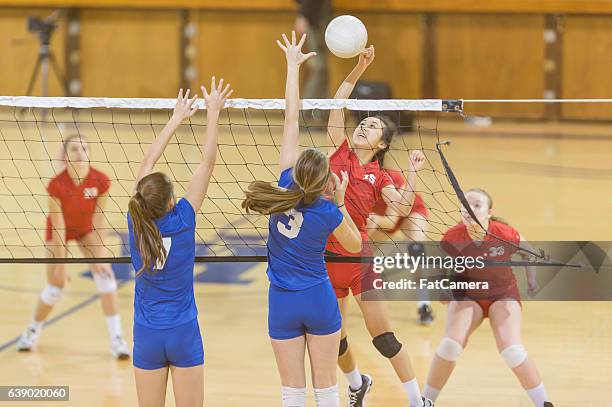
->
xmin=0 ymin=280 xmax=128 ymax=353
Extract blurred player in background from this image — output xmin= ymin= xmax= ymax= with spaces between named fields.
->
xmin=323 ymin=46 xmax=433 ymax=407
xmin=367 ymin=168 xmax=434 ymax=325
xmin=16 ymin=135 xmax=130 ymax=359
xmin=423 ymin=188 xmax=554 ymax=407
xmin=128 ymin=81 xmax=231 ymax=407
xmin=294 ymin=0 xmax=331 ymax=99
xmin=243 ymin=31 xmax=362 ymax=407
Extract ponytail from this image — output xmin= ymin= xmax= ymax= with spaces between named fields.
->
xmin=128 ymin=191 xmax=167 ymax=276
xmin=242 ymin=181 xmax=304 ymax=215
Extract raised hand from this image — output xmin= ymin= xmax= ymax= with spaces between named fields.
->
xmin=201 ymin=76 xmax=233 ymax=114
xmin=358 ymin=45 xmax=375 ymax=68
xmin=332 ymin=170 xmax=349 ymax=205
xmin=408 ymin=150 xmax=426 ymax=172
xmin=276 ymin=30 xmax=316 ymax=67
xmin=171 ymin=88 xmax=199 ymax=123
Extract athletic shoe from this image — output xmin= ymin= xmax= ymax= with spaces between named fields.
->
xmin=16 ymin=327 xmax=41 ymax=352
xmin=347 ymin=374 xmax=373 ymax=407
xmin=418 ymin=304 xmax=434 ymax=325
xmin=110 ymin=336 xmax=131 ymax=360
xmin=543 ymin=403 xmax=554 ymax=407
xmin=422 ymin=396 xmax=435 ymax=406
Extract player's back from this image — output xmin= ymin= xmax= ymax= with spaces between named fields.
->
xmin=128 ymin=197 xmax=197 ymax=329
xmin=267 ymin=168 xmax=343 ymax=291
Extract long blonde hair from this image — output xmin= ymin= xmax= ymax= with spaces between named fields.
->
xmin=242 ymin=148 xmax=330 ymax=215
xmin=128 ymin=172 xmax=174 ymax=275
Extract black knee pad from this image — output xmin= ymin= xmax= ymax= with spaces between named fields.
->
xmin=339 ymin=337 xmax=348 ymax=356
xmin=408 ymin=242 xmax=425 ymax=258
xmin=372 ymin=332 xmax=402 ymax=358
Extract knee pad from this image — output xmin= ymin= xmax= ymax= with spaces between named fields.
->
xmin=281 ymin=386 xmax=306 ymax=407
xmin=372 ymin=332 xmax=402 ymax=358
xmin=93 ymin=272 xmax=117 ymax=294
xmin=40 ymin=285 xmax=63 ymax=306
xmin=338 ymin=337 xmax=348 ymax=356
xmin=436 ymin=337 xmax=463 ymax=362
xmin=500 ymin=344 xmax=527 ymax=368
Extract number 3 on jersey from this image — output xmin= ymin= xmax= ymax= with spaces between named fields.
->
xmin=277 ymin=209 xmax=304 ymax=239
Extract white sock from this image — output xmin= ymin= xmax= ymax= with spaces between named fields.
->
xmin=105 ymin=314 xmax=122 ymax=339
xmin=345 ymin=367 xmax=363 ymax=390
xmin=29 ymin=320 xmax=43 ymax=331
xmin=418 ymin=301 xmax=431 ymax=308
xmin=423 ymin=384 xmax=441 ymax=402
xmin=526 ymin=383 xmax=549 ymax=407
xmin=281 ymin=386 xmax=306 ymax=407
xmin=402 ymin=378 xmax=424 ymax=407
xmin=314 ymin=385 xmax=339 ymax=407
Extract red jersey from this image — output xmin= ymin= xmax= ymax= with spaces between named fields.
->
xmin=441 ymin=220 xmax=521 ymax=298
xmin=372 ymin=169 xmax=428 ymax=219
xmin=326 ymin=139 xmax=393 ymax=255
xmin=45 ymin=167 xmax=111 ymax=241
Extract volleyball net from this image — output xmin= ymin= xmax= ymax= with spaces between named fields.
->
xmin=0 ymin=96 xmax=465 ymax=262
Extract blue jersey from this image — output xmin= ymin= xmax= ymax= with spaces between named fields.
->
xmin=128 ymin=198 xmax=197 ymax=329
xmin=267 ymin=168 xmax=344 ymax=290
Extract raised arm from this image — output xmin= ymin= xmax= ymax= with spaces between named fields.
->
xmin=327 ymin=46 xmax=375 ymax=151
xmin=331 ymin=171 xmax=362 ymax=253
xmin=276 ymin=31 xmax=316 ymax=172
xmin=382 ymin=150 xmax=425 ymax=217
xmin=132 ymin=89 xmax=199 ymax=193
xmin=184 ymin=77 xmax=233 ymax=211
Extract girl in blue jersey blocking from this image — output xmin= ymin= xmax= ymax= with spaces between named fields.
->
xmin=128 ymin=80 xmax=232 ymax=407
xmin=242 ymin=31 xmax=363 ymax=407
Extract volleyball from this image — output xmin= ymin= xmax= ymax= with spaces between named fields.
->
xmin=324 ymin=15 xmax=368 ymax=58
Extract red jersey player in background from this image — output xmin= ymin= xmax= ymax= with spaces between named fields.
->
xmin=368 ymin=168 xmax=434 ymax=325
xmin=422 ymin=188 xmax=554 ymax=407
xmin=17 ymin=135 xmax=130 ymax=359
xmin=324 ymin=45 xmax=433 ymax=407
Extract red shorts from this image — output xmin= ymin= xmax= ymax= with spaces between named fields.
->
xmin=326 ymin=260 xmax=377 ymax=298
xmin=45 ymin=217 xmax=92 ymax=242
xmin=386 ymin=194 xmax=429 ymax=234
xmin=469 ymin=285 xmax=522 ymax=318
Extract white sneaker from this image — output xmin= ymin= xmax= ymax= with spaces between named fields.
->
xmin=110 ymin=336 xmax=131 ymax=360
xmin=16 ymin=327 xmax=41 ymax=352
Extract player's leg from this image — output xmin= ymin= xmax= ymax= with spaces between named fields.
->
xmin=271 ymin=336 xmax=307 ymax=406
xmin=335 ymin=287 xmax=373 ymax=406
xmin=400 ymin=213 xmax=434 ymax=325
xmin=77 ymin=232 xmax=129 ymax=358
xmin=354 ymin=294 xmax=426 ymax=406
xmin=489 ymin=300 xmax=552 ymax=407
xmin=17 ymin=259 xmax=67 ymax=351
xmin=307 ymin=331 xmax=341 ymax=406
xmin=170 ymin=365 xmax=204 ymax=407
xmin=134 ymin=367 xmax=169 ymax=407
xmin=423 ymin=300 xmax=483 ymax=403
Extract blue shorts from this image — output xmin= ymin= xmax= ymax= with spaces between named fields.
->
xmin=133 ymin=318 xmax=204 ymax=370
xmin=268 ymin=280 xmax=341 ymax=340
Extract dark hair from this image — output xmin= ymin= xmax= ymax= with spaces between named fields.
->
xmin=128 ymin=172 xmax=174 ymax=276
xmin=242 ymin=148 xmax=330 ymax=215
xmin=466 ymin=188 xmax=508 ymax=225
xmin=370 ymin=115 xmax=396 ymax=167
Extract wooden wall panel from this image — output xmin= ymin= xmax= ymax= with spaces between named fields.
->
xmin=193 ymin=10 xmax=293 ymax=99
xmin=0 ymin=8 xmax=65 ymax=96
xmin=436 ymin=14 xmax=546 ymax=118
xmin=328 ymin=13 xmax=422 ymax=99
xmin=80 ymin=9 xmax=180 ymax=97
xmin=562 ymin=16 xmax=612 ymax=120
